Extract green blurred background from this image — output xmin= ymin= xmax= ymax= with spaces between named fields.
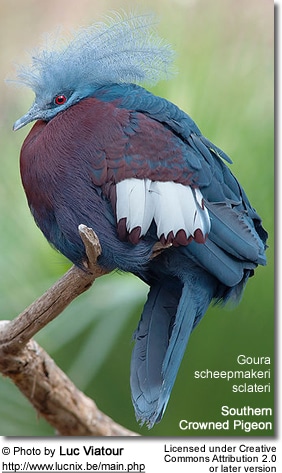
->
xmin=0 ymin=0 xmax=274 ymax=436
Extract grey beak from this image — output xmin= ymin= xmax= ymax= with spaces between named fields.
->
xmin=13 ymin=103 xmax=42 ymax=131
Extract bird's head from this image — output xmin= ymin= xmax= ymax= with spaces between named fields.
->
xmin=13 ymin=86 xmax=82 ymax=131
xmin=13 ymin=12 xmax=175 ymax=131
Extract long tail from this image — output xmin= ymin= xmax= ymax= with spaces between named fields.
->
xmin=130 ymin=274 xmax=213 ymax=428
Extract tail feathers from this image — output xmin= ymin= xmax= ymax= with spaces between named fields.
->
xmin=130 ymin=277 xmax=212 ymax=428
xmin=130 ymin=278 xmax=182 ymax=426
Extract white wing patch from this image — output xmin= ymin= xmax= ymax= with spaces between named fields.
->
xmin=116 ymin=178 xmax=210 ymax=245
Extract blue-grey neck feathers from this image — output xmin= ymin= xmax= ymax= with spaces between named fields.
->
xmin=15 ymin=12 xmax=175 ymax=97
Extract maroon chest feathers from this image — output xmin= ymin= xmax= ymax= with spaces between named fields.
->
xmin=20 ymin=96 xmax=195 ymax=216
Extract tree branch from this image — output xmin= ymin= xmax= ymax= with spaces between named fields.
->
xmin=0 ymin=226 xmax=138 ymax=436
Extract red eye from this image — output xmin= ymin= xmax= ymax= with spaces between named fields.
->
xmin=54 ymin=94 xmax=67 ymax=105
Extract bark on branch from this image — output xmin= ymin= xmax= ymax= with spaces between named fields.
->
xmin=0 ymin=225 xmax=138 ymax=436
